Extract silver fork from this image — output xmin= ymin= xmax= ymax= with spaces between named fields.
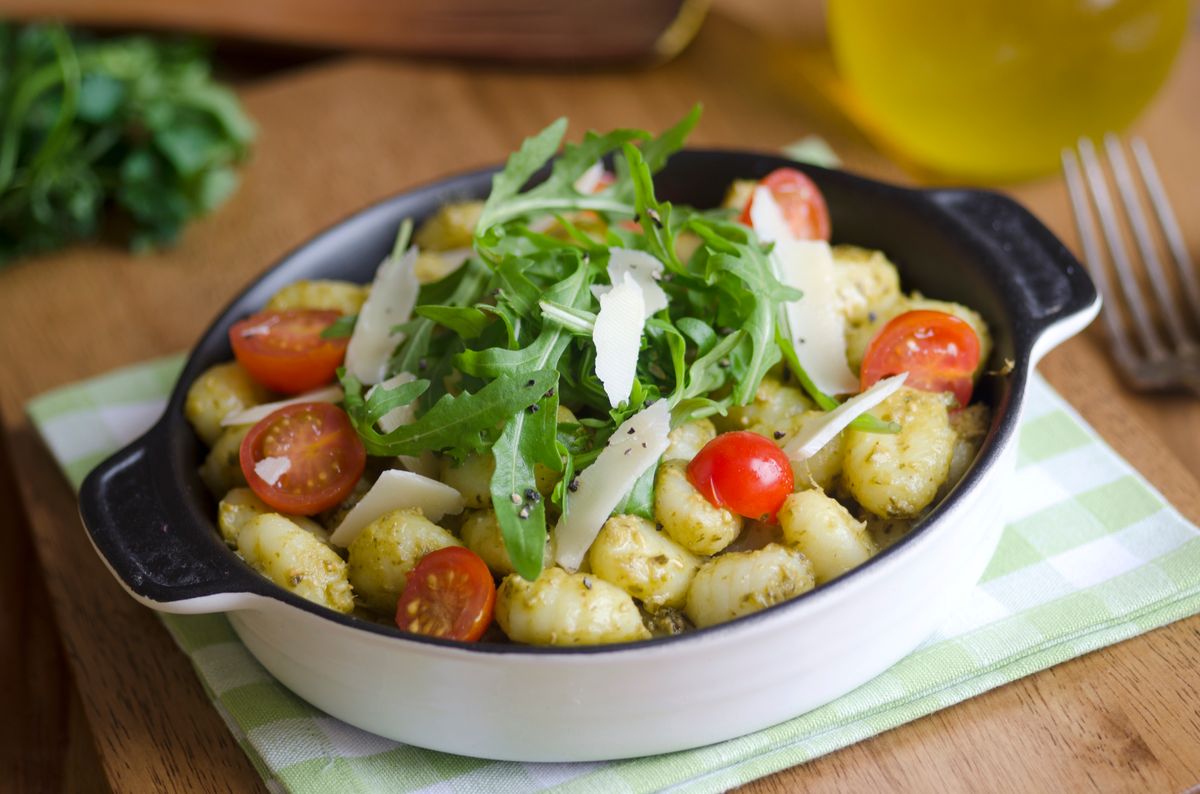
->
xmin=1062 ymin=134 xmax=1200 ymax=395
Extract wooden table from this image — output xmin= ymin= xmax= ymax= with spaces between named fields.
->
xmin=2 ymin=9 xmax=1198 ymax=792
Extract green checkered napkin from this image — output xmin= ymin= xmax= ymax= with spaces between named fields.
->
xmin=28 ymin=355 xmax=1200 ymax=793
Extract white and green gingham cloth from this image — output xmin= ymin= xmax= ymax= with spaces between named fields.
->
xmin=27 ymin=355 xmax=1200 ymax=793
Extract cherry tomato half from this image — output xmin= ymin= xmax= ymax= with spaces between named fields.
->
xmin=687 ymin=431 xmax=794 ymax=522
xmin=239 ymin=402 xmax=366 ymax=515
xmin=739 ymin=167 xmax=831 ymax=241
xmin=860 ymin=310 xmax=982 ymax=408
xmin=395 ymin=547 xmax=496 ymax=642
xmin=229 ymin=309 xmax=348 ymax=394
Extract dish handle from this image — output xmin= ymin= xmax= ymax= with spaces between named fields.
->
xmin=928 ymin=189 xmax=1100 ymax=363
xmin=79 ymin=437 xmax=262 ymax=614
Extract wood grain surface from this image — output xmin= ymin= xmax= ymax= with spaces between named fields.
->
xmin=0 ymin=8 xmax=1197 ymax=793
xmin=0 ymin=0 xmax=699 ymax=62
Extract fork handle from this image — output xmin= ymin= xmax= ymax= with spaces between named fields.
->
xmin=929 ymin=189 xmax=1100 ymax=357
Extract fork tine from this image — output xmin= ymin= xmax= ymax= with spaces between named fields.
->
xmin=1130 ymin=137 xmax=1200 ymax=323
xmin=1076 ymin=137 xmax=1168 ymax=360
xmin=1061 ymin=146 xmax=1140 ymax=368
xmin=1103 ymin=134 xmax=1196 ymax=352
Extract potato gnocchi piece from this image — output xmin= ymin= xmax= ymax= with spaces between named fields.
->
xmin=843 ymin=387 xmax=956 ymax=518
xmin=654 ymin=459 xmax=743 ymax=555
xmin=199 ymin=424 xmax=252 ymax=497
xmin=347 ymin=508 xmax=462 ymax=613
xmin=439 ymin=453 xmax=495 ymax=509
xmin=586 ymin=515 xmax=700 ymax=611
xmin=217 ymin=487 xmax=329 ymax=548
xmin=760 ymin=409 xmax=846 ymax=492
xmin=185 ymin=362 xmax=272 ymax=446
xmin=461 ymin=509 xmax=554 ymax=577
xmin=237 ymin=513 xmax=354 ymax=613
xmin=778 ymin=490 xmax=877 ymax=584
xmin=414 ymin=250 xmax=469 ymax=284
xmin=415 ymin=201 xmax=485 ymax=251
xmin=664 ymin=419 xmax=716 ymax=461
xmin=721 ymin=178 xmax=756 ymax=213
xmin=719 ymin=377 xmax=814 ymax=434
xmin=831 ymin=245 xmax=902 ymax=326
xmin=495 ymin=567 xmax=650 ymax=646
xmin=264 ymin=279 xmax=368 ymax=316
xmin=685 ymin=544 xmax=815 ymax=628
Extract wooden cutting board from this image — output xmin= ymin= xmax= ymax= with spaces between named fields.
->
xmin=1 ymin=9 xmax=1198 ymax=792
xmin=1 ymin=0 xmax=706 ymax=62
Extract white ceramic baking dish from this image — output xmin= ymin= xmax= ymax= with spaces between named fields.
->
xmin=79 ymin=150 xmax=1099 ymax=761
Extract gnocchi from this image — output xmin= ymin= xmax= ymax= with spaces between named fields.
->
xmin=685 ymin=544 xmax=815 ymax=629
xmin=347 ymin=509 xmax=462 ymax=613
xmin=654 ymin=459 xmax=743 ymax=555
xmin=237 ymin=514 xmax=354 ymax=613
xmin=586 ymin=514 xmax=700 ymax=611
xmin=495 ymin=567 xmax=651 ymax=646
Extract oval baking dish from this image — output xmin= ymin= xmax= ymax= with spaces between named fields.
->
xmin=79 ymin=150 xmax=1099 ymax=762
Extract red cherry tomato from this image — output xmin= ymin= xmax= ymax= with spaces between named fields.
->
xmin=860 ymin=310 xmax=982 ymax=408
xmin=687 ymin=431 xmax=795 ymax=522
xmin=229 ymin=309 xmax=348 ymax=394
xmin=395 ymin=547 xmax=496 ymax=642
xmin=739 ymin=167 xmax=831 ymax=241
xmin=239 ymin=402 xmax=366 ymax=515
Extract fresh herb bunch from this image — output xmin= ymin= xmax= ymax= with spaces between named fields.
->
xmin=340 ymin=107 xmax=889 ymax=581
xmin=0 ymin=23 xmax=255 ymax=263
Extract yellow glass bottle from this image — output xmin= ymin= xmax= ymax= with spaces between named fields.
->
xmin=827 ymin=0 xmax=1189 ymax=182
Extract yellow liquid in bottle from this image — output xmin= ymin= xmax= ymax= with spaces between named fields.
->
xmin=827 ymin=0 xmax=1189 ymax=182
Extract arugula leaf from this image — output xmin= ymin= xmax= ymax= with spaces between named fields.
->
xmin=490 ymin=384 xmax=561 ymax=580
xmin=475 ymin=120 xmax=646 ymax=238
xmin=457 ymin=252 xmax=593 ymax=379
xmin=611 ymin=459 xmax=658 ymax=521
xmin=414 ymin=305 xmax=489 ymax=339
xmin=341 ymin=369 xmax=558 ymax=460
xmin=0 ymin=24 xmax=254 ymax=263
xmin=320 ymin=314 xmax=357 ymax=339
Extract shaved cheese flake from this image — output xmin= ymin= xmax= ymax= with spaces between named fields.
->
xmin=748 ymin=184 xmax=791 ymax=245
xmin=752 ymin=187 xmax=858 ymax=396
xmin=591 ymin=248 xmax=668 ymax=319
xmin=369 ymin=372 xmax=418 ymax=434
xmin=396 ymin=450 xmax=440 ymax=480
xmin=254 ymin=456 xmax=291 ymax=486
xmin=344 ymin=245 xmax=419 ymax=385
xmin=553 ymin=400 xmax=671 ymax=570
xmin=593 ymin=272 xmax=646 ymax=407
xmin=363 ymin=372 xmax=434 ymax=477
xmin=221 ymin=385 xmax=343 ymax=427
xmin=573 ymin=160 xmax=607 ymax=194
xmin=329 ymin=469 xmax=465 ymax=547
xmin=784 ymin=373 xmax=907 ymax=461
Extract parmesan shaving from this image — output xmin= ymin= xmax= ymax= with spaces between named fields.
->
xmin=329 ymin=469 xmax=465 ymax=547
xmin=573 ymin=161 xmax=607 ymax=194
xmin=553 ymin=400 xmax=671 ymax=570
xmin=344 ymin=245 xmax=419 ymax=385
xmin=784 ymin=373 xmax=907 ymax=461
xmin=221 ymin=385 xmax=343 ymax=427
xmin=591 ymin=248 xmax=668 ymax=319
xmin=593 ymin=271 xmax=646 ymax=407
xmin=751 ymin=186 xmax=858 ymax=396
xmin=254 ymin=456 xmax=291 ymax=486
xmin=370 ymin=372 xmax=418 ymax=434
